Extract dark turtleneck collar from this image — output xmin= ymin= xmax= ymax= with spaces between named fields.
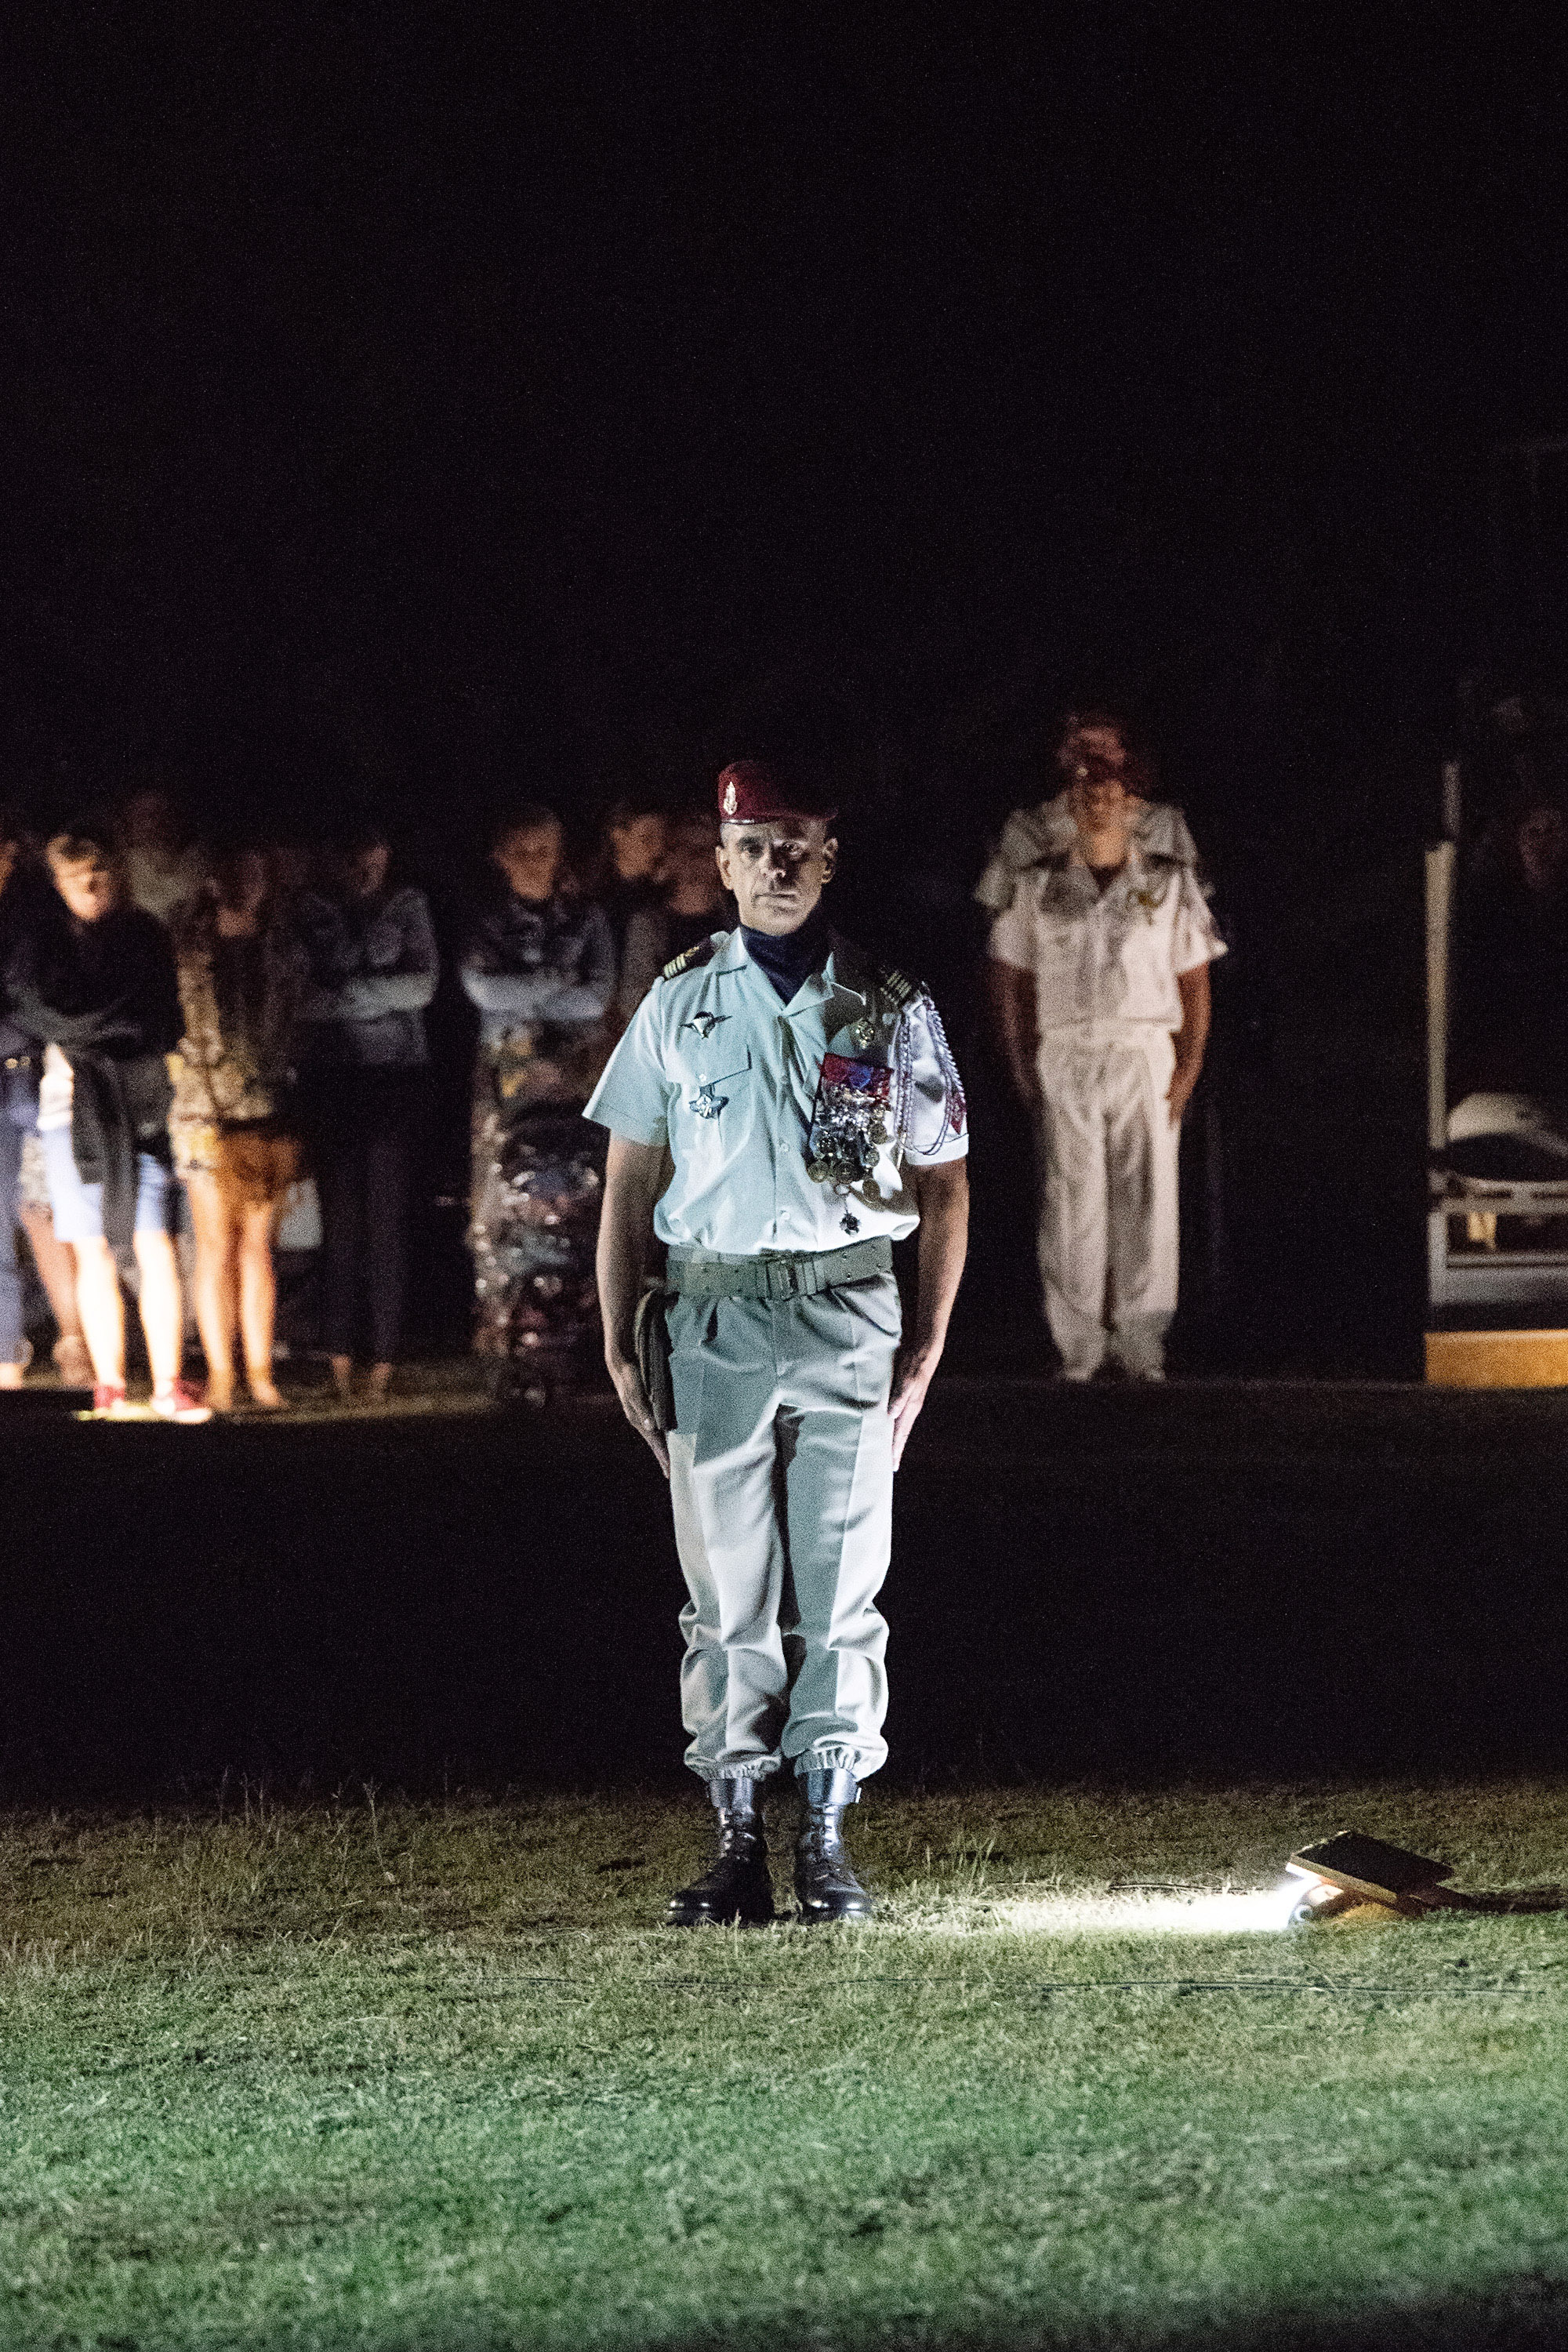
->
xmin=740 ymin=909 xmax=830 ymax=1003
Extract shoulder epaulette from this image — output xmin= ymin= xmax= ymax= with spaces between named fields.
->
xmin=874 ymin=964 xmax=925 ymax=1011
xmin=659 ymin=936 xmax=719 ymax=982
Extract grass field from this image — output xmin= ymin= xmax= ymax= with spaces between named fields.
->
xmin=3 ymin=1784 xmax=1567 ymax=2350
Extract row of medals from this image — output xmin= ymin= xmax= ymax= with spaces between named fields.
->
xmin=807 ymin=1013 xmax=891 ymax=1220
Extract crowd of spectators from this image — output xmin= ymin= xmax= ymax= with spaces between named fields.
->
xmin=0 ymin=712 xmax=1257 ymax=1412
xmin=0 ymin=788 xmax=722 ymax=1414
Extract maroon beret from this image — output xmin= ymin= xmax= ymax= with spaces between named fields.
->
xmin=716 ymin=760 xmax=838 ymax=826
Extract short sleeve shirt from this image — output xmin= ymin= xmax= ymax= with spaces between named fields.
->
xmin=989 ymin=844 xmax=1225 ymax=1033
xmin=975 ymin=793 xmax=1201 ymax=913
xmin=584 ymin=927 xmax=967 ymax=1255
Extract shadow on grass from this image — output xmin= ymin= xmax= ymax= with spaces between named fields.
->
xmin=626 ymin=2284 xmax=1568 ymax=2352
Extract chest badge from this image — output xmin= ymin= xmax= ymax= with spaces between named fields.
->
xmin=688 ymin=1080 xmax=728 ymax=1120
xmin=1125 ymin=875 xmax=1174 ymax=923
xmin=682 ymin=1011 xmax=728 ymax=1040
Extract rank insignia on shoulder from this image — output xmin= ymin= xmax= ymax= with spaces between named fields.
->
xmin=660 ymin=937 xmax=720 ymax=982
xmin=874 ymin=964 xmax=921 ymax=1011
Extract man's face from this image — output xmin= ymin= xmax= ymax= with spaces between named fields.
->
xmin=1519 ymin=805 xmax=1568 ymax=894
xmin=337 ymin=841 xmax=391 ymax=899
xmin=222 ymin=850 xmax=271 ymax=916
xmin=122 ymin=791 xmax=177 ymax=854
xmin=716 ymin=818 xmax=836 ymax=935
xmin=610 ymin=812 xmax=667 ymax=884
xmin=1067 ymin=765 xmax=1131 ymax=834
xmin=494 ymin=822 xmax=562 ymax=903
xmin=49 ymin=849 xmax=120 ymax=923
xmin=1061 ymin=727 xmax=1131 ymax=834
xmin=666 ymin=817 xmax=722 ymax=894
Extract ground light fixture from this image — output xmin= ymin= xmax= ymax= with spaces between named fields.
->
xmin=1283 ymin=1832 xmax=1457 ymax=1926
xmin=1283 ymin=1831 xmax=1568 ymax=1926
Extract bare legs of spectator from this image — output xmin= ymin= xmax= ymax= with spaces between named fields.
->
xmin=237 ymin=1201 xmax=283 ymax=1406
xmin=71 ymin=1230 xmax=187 ymax=1396
xmin=0 ymin=1124 xmax=21 ymax=1387
xmin=18 ymin=1203 xmax=92 ymax=1384
xmin=71 ymin=1237 xmax=125 ymax=1391
xmin=186 ymin=1173 xmax=285 ymax=1411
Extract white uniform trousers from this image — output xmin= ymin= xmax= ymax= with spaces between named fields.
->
xmin=1035 ymin=1025 xmax=1181 ymax=1380
xmin=666 ymin=1272 xmax=901 ymax=1785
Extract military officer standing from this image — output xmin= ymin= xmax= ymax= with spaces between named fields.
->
xmin=984 ymin=713 xmax=1224 ymax=1381
xmin=586 ymin=760 xmax=969 ymax=1925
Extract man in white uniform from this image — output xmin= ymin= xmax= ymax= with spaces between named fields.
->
xmin=587 ymin=760 xmax=969 ymax=1925
xmin=985 ymin=720 xmax=1224 ymax=1381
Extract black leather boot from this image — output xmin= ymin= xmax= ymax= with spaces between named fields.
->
xmin=666 ymin=1777 xmax=775 ymax=1926
xmin=795 ymin=1767 xmax=874 ymax=1922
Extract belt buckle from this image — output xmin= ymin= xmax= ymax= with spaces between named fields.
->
xmin=761 ymin=1257 xmax=799 ymax=1301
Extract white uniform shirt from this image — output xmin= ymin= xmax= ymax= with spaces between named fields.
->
xmin=989 ymin=842 xmax=1225 ymax=1034
xmin=975 ymin=791 xmax=1200 ymax=913
xmin=584 ymin=927 xmax=967 ymax=1256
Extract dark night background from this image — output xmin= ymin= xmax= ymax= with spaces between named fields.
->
xmin=7 ymin=5 xmax=1568 ymax=1374
xmin=5 ymin=9 xmax=1568 ymax=1798
xmin=8 ymin=7 xmax=1566 ymax=836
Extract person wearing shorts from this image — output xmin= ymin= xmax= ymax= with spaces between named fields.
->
xmin=10 ymin=825 xmax=209 ymax=1420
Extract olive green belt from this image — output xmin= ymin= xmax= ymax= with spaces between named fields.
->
xmin=665 ymin=1237 xmax=893 ymax=1302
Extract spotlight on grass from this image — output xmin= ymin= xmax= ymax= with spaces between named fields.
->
xmin=997 ymin=1886 xmax=1301 ymax=1935
xmin=1000 ymin=1834 xmax=1471 ymax=1937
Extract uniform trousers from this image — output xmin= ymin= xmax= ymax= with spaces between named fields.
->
xmin=1035 ymin=1025 xmax=1180 ymax=1380
xmin=666 ymin=1270 xmax=901 ymax=1785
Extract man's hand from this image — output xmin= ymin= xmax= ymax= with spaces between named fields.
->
xmin=892 ymin=1159 xmax=969 ymax=1473
xmin=1168 ymin=963 xmax=1211 ymax=1127
xmin=986 ymin=959 xmax=1040 ymax=1113
xmin=607 ymin=1348 xmax=670 ymax=1477
xmin=597 ymin=1135 xmax=676 ymax=1476
xmin=889 ymin=1342 xmax=942 ymax=1472
xmin=1166 ymin=1060 xmax=1200 ymax=1128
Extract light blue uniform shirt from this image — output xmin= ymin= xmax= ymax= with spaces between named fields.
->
xmin=583 ymin=927 xmax=967 ymax=1258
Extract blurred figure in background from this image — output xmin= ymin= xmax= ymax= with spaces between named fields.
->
xmin=975 ymin=708 xmax=1200 ymax=919
xmin=0 ymin=815 xmax=90 ymax=1385
xmin=615 ymin=803 xmax=728 ymax=1022
xmin=2 ymin=811 xmax=90 ymax=1385
xmin=169 ymin=840 xmax=308 ymax=1411
xmin=0 ymin=808 xmax=47 ymax=1387
xmin=295 ymin=823 xmax=438 ymax=1402
xmin=985 ymin=716 xmax=1224 ymax=1381
xmin=462 ymin=806 xmax=615 ymax=1400
xmin=1452 ymin=792 xmax=1568 ymax=1099
xmin=586 ymin=794 xmax=668 ymax=971
xmin=117 ymin=785 xmax=208 ymax=926
xmin=9 ymin=822 xmax=208 ymax=1418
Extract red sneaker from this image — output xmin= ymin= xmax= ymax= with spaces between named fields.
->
xmin=89 ymin=1385 xmax=137 ymax=1421
xmin=151 ymin=1379 xmax=212 ymax=1425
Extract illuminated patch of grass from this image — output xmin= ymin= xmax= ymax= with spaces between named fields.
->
xmin=2 ymin=1788 xmax=1566 ymax=2348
